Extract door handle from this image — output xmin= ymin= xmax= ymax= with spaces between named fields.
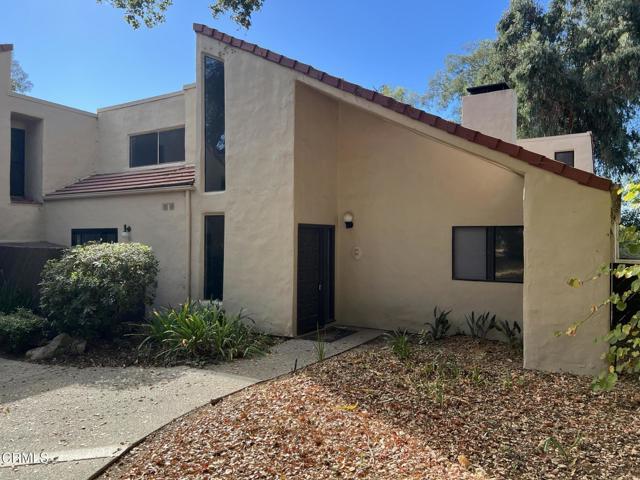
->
xmin=318 ymin=283 xmax=323 ymax=291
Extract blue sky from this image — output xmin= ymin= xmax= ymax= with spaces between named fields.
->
xmin=1 ymin=0 xmax=509 ymax=113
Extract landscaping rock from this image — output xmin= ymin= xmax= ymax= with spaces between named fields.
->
xmin=26 ymin=333 xmax=86 ymax=361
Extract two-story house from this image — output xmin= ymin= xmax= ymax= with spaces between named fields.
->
xmin=0 ymin=25 xmax=616 ymax=375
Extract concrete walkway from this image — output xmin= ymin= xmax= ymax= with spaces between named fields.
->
xmin=0 ymin=328 xmax=381 ymax=480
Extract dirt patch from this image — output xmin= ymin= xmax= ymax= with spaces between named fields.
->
xmin=99 ymin=337 xmax=640 ymax=479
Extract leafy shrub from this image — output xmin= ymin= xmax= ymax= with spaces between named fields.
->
xmin=496 ymin=319 xmax=522 ymax=348
xmin=0 ymin=308 xmax=49 ymax=354
xmin=40 ymin=242 xmax=158 ymax=338
xmin=139 ymin=300 xmax=268 ymax=361
xmin=385 ymin=329 xmax=411 ymax=360
xmin=466 ymin=311 xmax=496 ymax=339
xmin=0 ymin=281 xmax=35 ymax=314
xmin=422 ymin=307 xmax=451 ymax=341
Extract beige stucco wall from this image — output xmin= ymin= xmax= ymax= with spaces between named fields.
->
xmin=290 ymin=75 xmax=612 ymax=374
xmin=189 ymin=34 xmax=296 ymax=336
xmin=293 ymin=85 xmax=339 ymax=328
xmin=462 ymin=89 xmax=517 ymax=142
xmin=518 ymin=132 xmax=594 ymax=173
xmin=523 ymin=172 xmax=611 ymax=374
xmin=96 ymin=90 xmax=187 ymax=174
xmin=44 ymin=192 xmax=188 ymax=307
xmin=0 ymin=49 xmax=42 ymax=242
xmin=7 ymin=94 xmax=97 ymax=195
xmin=335 ymin=101 xmax=524 ymax=333
xmin=0 ymin=48 xmax=98 ymax=243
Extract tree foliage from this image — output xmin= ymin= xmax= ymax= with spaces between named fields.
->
xmin=98 ymin=0 xmax=263 ymax=29
xmin=10 ymin=60 xmax=33 ymax=93
xmin=376 ymin=84 xmax=424 ymax=108
xmin=426 ymin=0 xmax=640 ymax=176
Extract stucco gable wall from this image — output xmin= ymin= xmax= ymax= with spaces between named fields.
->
xmin=190 ymin=34 xmax=296 ymax=336
xmin=291 ymin=79 xmax=612 ymax=374
xmin=335 ymin=101 xmax=524 ymax=333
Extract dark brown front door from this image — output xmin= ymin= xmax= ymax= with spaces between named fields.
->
xmin=297 ymin=224 xmax=334 ymax=335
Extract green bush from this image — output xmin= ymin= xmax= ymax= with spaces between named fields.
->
xmin=0 ymin=308 xmax=49 ymax=354
xmin=40 ymin=242 xmax=158 ymax=338
xmin=139 ymin=300 xmax=269 ymax=361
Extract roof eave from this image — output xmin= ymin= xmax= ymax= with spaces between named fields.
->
xmin=44 ymin=184 xmax=195 ymax=201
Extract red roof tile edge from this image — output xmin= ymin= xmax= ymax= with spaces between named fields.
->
xmin=0 ymin=44 xmax=14 ymax=52
xmin=193 ymin=23 xmax=612 ymax=192
xmin=45 ymin=165 xmax=195 ymax=198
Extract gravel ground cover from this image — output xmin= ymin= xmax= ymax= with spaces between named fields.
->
xmin=100 ymin=337 xmax=640 ymax=479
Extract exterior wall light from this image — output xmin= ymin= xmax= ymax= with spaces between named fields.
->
xmin=343 ymin=211 xmax=354 ymax=229
xmin=121 ymin=224 xmax=132 ymax=243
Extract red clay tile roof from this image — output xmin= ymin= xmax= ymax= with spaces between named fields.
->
xmin=0 ymin=44 xmax=13 ymax=52
xmin=45 ymin=164 xmax=195 ymax=198
xmin=194 ymin=23 xmax=612 ymax=192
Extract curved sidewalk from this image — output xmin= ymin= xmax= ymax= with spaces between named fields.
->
xmin=0 ymin=328 xmax=381 ymax=480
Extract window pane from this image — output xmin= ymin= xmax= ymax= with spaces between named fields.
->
xmin=494 ymin=226 xmax=524 ymax=282
xmin=453 ymin=227 xmax=487 ymax=280
xmin=554 ymin=150 xmax=574 ymax=167
xmin=10 ymin=128 xmax=26 ymax=197
xmin=71 ymin=228 xmax=118 ymax=246
xmin=159 ymin=128 xmax=185 ymax=164
xmin=204 ymin=215 xmax=225 ymax=300
xmin=130 ymin=132 xmax=158 ymax=167
xmin=204 ymin=56 xmax=225 ymax=191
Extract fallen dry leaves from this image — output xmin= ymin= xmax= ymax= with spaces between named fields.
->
xmin=101 ymin=337 xmax=640 ymax=479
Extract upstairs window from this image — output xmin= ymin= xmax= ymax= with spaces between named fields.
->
xmin=130 ymin=128 xmax=185 ymax=167
xmin=10 ymin=128 xmax=25 ymax=198
xmin=452 ymin=226 xmax=524 ymax=283
xmin=554 ymin=150 xmax=574 ymax=167
xmin=204 ymin=56 xmax=225 ymax=191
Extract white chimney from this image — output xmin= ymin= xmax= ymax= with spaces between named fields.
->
xmin=461 ymin=83 xmax=517 ymax=143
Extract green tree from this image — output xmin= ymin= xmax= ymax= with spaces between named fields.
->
xmin=98 ymin=0 xmax=264 ymax=29
xmin=10 ymin=60 xmax=33 ymax=93
xmin=425 ymin=0 xmax=640 ymax=177
xmin=375 ymin=85 xmax=424 ymax=108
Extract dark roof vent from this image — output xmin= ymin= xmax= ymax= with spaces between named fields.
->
xmin=466 ymin=82 xmax=510 ymax=95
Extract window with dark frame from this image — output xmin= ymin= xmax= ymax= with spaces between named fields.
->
xmin=204 ymin=215 xmax=225 ymax=300
xmin=204 ymin=56 xmax=226 ymax=192
xmin=130 ymin=128 xmax=185 ymax=167
xmin=10 ymin=128 xmax=26 ymax=198
xmin=452 ymin=226 xmax=523 ymax=283
xmin=554 ymin=150 xmax=574 ymax=167
xmin=71 ymin=228 xmax=118 ymax=246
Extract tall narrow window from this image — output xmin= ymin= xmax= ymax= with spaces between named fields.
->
xmin=10 ymin=128 xmax=26 ymax=198
xmin=452 ymin=226 xmax=523 ymax=283
xmin=204 ymin=215 xmax=225 ymax=300
xmin=204 ymin=56 xmax=225 ymax=191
